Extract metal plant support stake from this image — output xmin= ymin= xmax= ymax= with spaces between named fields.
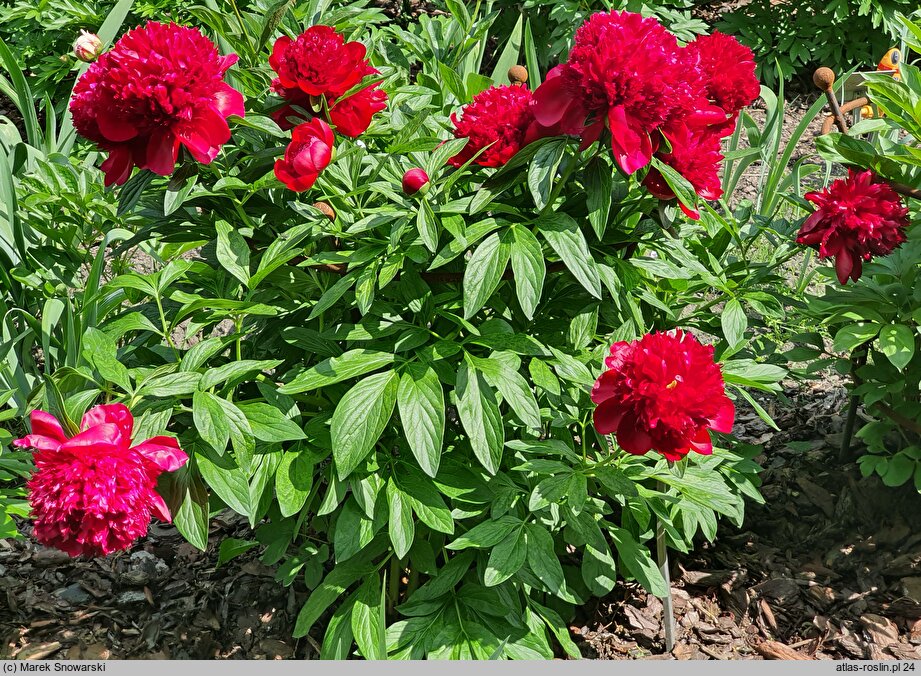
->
xmin=656 ymin=480 xmax=676 ymax=653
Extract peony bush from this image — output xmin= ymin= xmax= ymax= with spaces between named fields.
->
xmin=7 ymin=3 xmax=794 ymax=659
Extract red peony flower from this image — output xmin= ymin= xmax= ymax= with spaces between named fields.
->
xmin=13 ymin=404 xmax=188 ymax=557
xmin=797 ymin=169 xmax=909 ymax=284
xmin=270 ymin=26 xmax=367 ymax=98
xmin=532 ymin=11 xmax=688 ymax=174
xmin=328 ymin=81 xmax=388 ymax=138
xmin=686 ymin=32 xmax=761 ymax=119
xmin=269 ymin=28 xmax=387 ymax=138
xmin=449 ymin=84 xmax=536 ymax=168
xmin=591 ymin=330 xmax=734 ymax=461
xmin=69 ymin=21 xmax=244 ymax=187
xmin=643 ymin=121 xmax=724 ymax=220
xmin=274 ymin=118 xmax=335 ymax=192
xmin=402 ymin=167 xmax=430 ymax=195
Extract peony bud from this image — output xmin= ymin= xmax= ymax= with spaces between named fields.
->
xmin=74 ymin=31 xmax=104 ymax=63
xmin=312 ymin=201 xmax=336 ymax=221
xmin=508 ymin=65 xmax=528 ymax=85
xmin=402 ymin=168 xmax=430 ymax=196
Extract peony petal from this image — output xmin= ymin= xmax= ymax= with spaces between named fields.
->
xmin=100 ymin=146 xmax=135 ymax=187
xmin=131 ymin=436 xmax=189 ymax=472
xmin=291 ymin=139 xmax=331 ymax=174
xmin=590 ymin=370 xmax=618 ymax=405
xmin=532 ymin=74 xmax=571 ymax=127
xmin=176 ymin=106 xmax=231 ymax=164
xmin=30 ymin=410 xmax=68 ymax=443
xmin=81 ymin=403 xmax=133 ymax=440
xmin=689 ymin=428 xmax=713 ymax=455
xmin=13 ymin=435 xmax=62 ymax=452
xmin=150 ymin=493 xmax=172 ymax=522
xmin=144 ymin=129 xmax=180 ymax=176
xmin=592 ymin=398 xmax=626 ymax=435
xmin=607 ymin=106 xmax=652 ymax=174
xmin=96 ymin=108 xmax=138 ymax=142
xmin=213 ymin=82 xmax=245 ymax=119
xmin=710 ymin=398 xmax=735 ymax=434
xmin=59 ymin=423 xmax=123 ymax=453
xmin=616 ymin=416 xmax=654 ymax=456
xmin=835 ymin=248 xmax=854 ymax=285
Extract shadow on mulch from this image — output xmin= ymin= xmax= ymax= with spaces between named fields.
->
xmin=2 ymin=378 xmax=919 ymax=660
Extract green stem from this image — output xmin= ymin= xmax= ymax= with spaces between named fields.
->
xmin=155 ymin=294 xmax=180 ymax=360
xmin=227 ymin=0 xmax=255 ymax=57
xmin=539 ymin=150 xmax=580 ymax=216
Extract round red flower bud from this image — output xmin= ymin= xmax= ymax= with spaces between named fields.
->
xmin=274 ymin=118 xmax=335 ymax=192
xmin=402 ymin=168 xmax=430 ymax=195
xmin=74 ymin=30 xmax=103 ymax=63
xmin=449 ymin=84 xmax=535 ymax=168
xmin=13 ymin=404 xmax=188 ymax=557
xmin=69 ymin=21 xmax=244 ymax=187
xmin=591 ymin=330 xmax=734 ymax=462
xmin=797 ymin=169 xmax=909 ymax=284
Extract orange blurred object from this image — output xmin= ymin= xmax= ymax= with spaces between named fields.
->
xmin=860 ymin=105 xmax=874 ymax=120
xmin=878 ymin=48 xmax=901 ymax=75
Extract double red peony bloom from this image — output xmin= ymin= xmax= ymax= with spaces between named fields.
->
xmin=448 ymin=12 xmax=760 ymax=219
xmin=591 ymin=330 xmax=734 ymax=462
xmin=797 ymin=169 xmax=909 ymax=284
xmin=269 ymin=26 xmax=387 ymax=138
xmin=14 ymin=404 xmax=188 ymax=557
xmin=448 ymin=84 xmax=538 ymax=168
xmin=70 ymin=21 xmax=244 ymax=187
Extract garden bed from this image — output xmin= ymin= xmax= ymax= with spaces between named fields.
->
xmin=4 ymin=376 xmax=919 ymax=661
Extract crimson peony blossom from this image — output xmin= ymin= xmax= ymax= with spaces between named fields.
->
xmin=270 ymin=26 xmax=367 ymax=98
xmin=532 ymin=11 xmax=688 ymax=174
xmin=643 ymin=121 xmax=724 ymax=220
xmin=402 ymin=168 xmax=430 ymax=195
xmin=13 ymin=404 xmax=188 ymax=557
xmin=449 ymin=84 xmax=536 ymax=168
xmin=69 ymin=21 xmax=244 ymax=187
xmin=797 ymin=169 xmax=909 ymax=284
xmin=274 ymin=118 xmax=335 ymax=192
xmin=686 ymin=32 xmax=761 ymax=120
xmin=591 ymin=330 xmax=734 ymax=461
xmin=269 ymin=27 xmax=386 ymax=138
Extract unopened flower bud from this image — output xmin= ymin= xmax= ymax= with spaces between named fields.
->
xmin=508 ymin=65 xmax=528 ymax=86
xmin=74 ymin=31 xmax=103 ymax=63
xmin=402 ymin=168 xmax=430 ymax=196
xmin=312 ymin=201 xmax=336 ymax=221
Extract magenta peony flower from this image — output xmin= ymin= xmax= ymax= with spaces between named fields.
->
xmin=13 ymin=404 xmax=188 ymax=557
xmin=591 ymin=330 xmax=734 ymax=461
xmin=274 ymin=118 xmax=335 ymax=192
xmin=69 ymin=21 xmax=244 ymax=186
xmin=797 ymin=169 xmax=910 ymax=284
xmin=449 ymin=84 xmax=536 ymax=168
